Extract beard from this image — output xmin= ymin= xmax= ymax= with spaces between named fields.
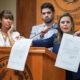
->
xmin=44 ymin=17 xmax=53 ymax=24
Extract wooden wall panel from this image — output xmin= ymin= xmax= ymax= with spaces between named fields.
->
xmin=16 ymin=0 xmax=36 ymax=37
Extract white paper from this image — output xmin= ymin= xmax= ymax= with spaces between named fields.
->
xmin=7 ymin=38 xmax=32 ymax=71
xmin=55 ymin=33 xmax=80 ymax=72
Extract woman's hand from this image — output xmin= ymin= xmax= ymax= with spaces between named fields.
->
xmin=74 ymin=30 xmax=80 ymax=36
xmin=7 ymin=25 xmax=14 ymax=36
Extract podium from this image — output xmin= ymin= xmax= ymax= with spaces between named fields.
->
xmin=0 ymin=47 xmax=65 ymax=80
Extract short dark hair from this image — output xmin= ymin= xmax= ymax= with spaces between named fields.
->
xmin=41 ymin=2 xmax=55 ymax=13
xmin=0 ymin=10 xmax=14 ymax=21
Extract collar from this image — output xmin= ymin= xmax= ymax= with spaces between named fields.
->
xmin=42 ymin=23 xmax=57 ymax=29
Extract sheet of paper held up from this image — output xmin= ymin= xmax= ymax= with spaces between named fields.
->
xmin=55 ymin=33 xmax=80 ymax=72
xmin=7 ymin=38 xmax=32 ymax=71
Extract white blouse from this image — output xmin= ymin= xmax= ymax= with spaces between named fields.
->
xmin=0 ymin=31 xmax=20 ymax=46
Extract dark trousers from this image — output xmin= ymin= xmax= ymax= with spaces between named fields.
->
xmin=66 ymin=70 xmax=80 ymax=80
xmin=66 ymin=71 xmax=73 ymax=80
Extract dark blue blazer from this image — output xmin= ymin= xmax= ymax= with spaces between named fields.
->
xmin=32 ymin=34 xmax=60 ymax=54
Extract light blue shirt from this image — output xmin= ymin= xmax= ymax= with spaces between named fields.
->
xmin=30 ymin=23 xmax=58 ymax=40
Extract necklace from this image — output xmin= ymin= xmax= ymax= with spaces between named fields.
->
xmin=1 ymin=31 xmax=8 ymax=46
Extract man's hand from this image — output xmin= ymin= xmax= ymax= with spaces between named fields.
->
xmin=40 ymin=26 xmax=50 ymax=38
xmin=41 ymin=26 xmax=50 ymax=33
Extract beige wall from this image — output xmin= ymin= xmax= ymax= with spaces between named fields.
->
xmin=0 ymin=0 xmax=16 ymax=27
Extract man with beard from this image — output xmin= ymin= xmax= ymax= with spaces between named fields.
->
xmin=30 ymin=2 xmax=58 ymax=40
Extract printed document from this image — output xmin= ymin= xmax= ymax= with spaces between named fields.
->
xmin=55 ymin=33 xmax=80 ymax=72
xmin=7 ymin=38 xmax=32 ymax=71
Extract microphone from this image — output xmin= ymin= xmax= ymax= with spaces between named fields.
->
xmin=30 ymin=26 xmax=51 ymax=39
xmin=30 ymin=32 xmax=42 ymax=39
